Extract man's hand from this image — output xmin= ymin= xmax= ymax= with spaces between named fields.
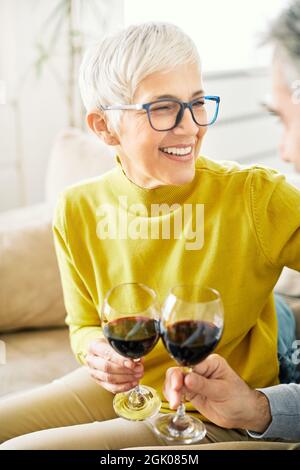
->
xmin=86 ymin=339 xmax=144 ymax=394
xmin=163 ymin=354 xmax=272 ymax=433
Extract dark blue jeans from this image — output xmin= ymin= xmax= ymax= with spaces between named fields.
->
xmin=275 ymin=294 xmax=300 ymax=383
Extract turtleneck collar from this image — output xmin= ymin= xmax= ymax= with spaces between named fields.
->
xmin=108 ymin=154 xmax=200 ymax=215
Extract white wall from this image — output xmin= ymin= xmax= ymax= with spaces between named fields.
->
xmin=0 ymin=1 xmax=298 ymax=214
xmin=124 ymin=0 xmax=284 ymax=72
xmin=0 ymin=0 xmax=123 ymax=212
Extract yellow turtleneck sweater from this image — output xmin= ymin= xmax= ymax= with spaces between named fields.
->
xmin=53 ymin=155 xmax=300 ymax=414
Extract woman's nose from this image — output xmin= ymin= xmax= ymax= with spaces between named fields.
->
xmin=174 ymin=107 xmax=199 ymax=134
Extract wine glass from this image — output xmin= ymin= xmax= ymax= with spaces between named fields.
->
xmin=153 ymin=285 xmax=224 ymax=444
xmin=101 ymin=282 xmax=161 ymax=421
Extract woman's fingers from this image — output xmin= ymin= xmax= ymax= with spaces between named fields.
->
xmin=88 ymin=366 xmax=142 ymax=385
xmin=86 ymin=354 xmax=144 ymax=377
xmin=87 ymin=339 xmax=144 ymax=390
xmin=88 ymin=339 xmax=144 ymax=370
xmin=89 ymin=339 xmax=135 ymax=369
xmin=92 ymin=377 xmax=139 ymax=394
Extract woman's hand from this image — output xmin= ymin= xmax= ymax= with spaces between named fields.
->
xmin=163 ymin=354 xmax=271 ymax=432
xmin=86 ymin=339 xmax=144 ymax=394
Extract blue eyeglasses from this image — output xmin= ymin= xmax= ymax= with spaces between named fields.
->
xmin=100 ymin=95 xmax=220 ymax=131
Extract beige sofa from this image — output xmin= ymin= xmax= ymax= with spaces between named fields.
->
xmin=0 ymin=128 xmax=299 ymax=399
xmin=0 ymin=128 xmax=114 ymax=397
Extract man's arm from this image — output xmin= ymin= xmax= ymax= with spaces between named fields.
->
xmin=164 ymin=354 xmax=300 ymax=441
xmin=247 ymin=384 xmax=300 ymax=441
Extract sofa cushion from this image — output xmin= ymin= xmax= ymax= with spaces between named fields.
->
xmin=0 ymin=327 xmax=77 ymax=398
xmin=45 ymin=127 xmax=115 ymax=207
xmin=0 ymin=203 xmax=66 ymax=332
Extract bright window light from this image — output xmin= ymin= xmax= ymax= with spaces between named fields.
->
xmin=124 ymin=0 xmax=284 ymax=72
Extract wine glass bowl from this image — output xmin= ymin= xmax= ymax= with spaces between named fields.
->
xmin=101 ymin=282 xmax=162 ymax=421
xmin=160 ymin=285 xmax=223 ymax=367
xmin=103 ymin=316 xmax=159 ymax=359
xmin=154 ymin=285 xmax=224 ymax=443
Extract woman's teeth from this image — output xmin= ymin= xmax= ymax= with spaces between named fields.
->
xmin=160 ymin=146 xmax=192 ymax=156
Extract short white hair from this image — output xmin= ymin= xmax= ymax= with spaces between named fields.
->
xmin=79 ymin=22 xmax=201 ymax=133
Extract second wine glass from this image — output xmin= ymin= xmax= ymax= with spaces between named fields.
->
xmin=153 ymin=285 xmax=224 ymax=443
xmin=101 ymin=282 xmax=161 ymax=421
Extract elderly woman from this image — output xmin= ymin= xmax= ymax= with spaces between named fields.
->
xmin=0 ymin=21 xmax=300 ymax=450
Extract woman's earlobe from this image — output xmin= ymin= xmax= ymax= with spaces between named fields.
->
xmin=86 ymin=111 xmax=120 ymax=145
xmin=100 ymin=133 xmax=119 ymax=146
xmin=87 ymin=112 xmax=105 ymax=134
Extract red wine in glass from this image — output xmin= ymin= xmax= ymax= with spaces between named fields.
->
xmin=160 ymin=320 xmax=222 ymax=367
xmin=103 ymin=316 xmax=160 ymax=359
xmin=153 ymin=285 xmax=224 ymax=444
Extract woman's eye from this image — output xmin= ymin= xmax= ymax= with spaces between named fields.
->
xmin=152 ymin=106 xmax=171 ymax=111
xmin=193 ymin=100 xmax=205 ymax=107
xmin=151 ymin=104 xmax=177 ymax=113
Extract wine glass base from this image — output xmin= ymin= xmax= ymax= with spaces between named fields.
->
xmin=113 ymin=385 xmax=161 ymax=421
xmin=153 ymin=413 xmax=207 ymax=444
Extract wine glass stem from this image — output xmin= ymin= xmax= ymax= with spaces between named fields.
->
xmin=133 ymin=358 xmax=142 ymax=394
xmin=168 ymin=401 xmax=192 ymax=435
xmin=128 ymin=359 xmax=145 ymax=408
xmin=175 ymin=402 xmax=186 ymax=419
xmin=173 ymin=367 xmax=190 ymax=422
xmin=134 ymin=384 xmax=142 ymax=394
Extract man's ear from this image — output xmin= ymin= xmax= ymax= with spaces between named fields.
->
xmin=86 ymin=111 xmax=120 ymax=146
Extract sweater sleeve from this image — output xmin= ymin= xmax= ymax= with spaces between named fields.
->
xmin=247 ymin=384 xmax=300 ymax=440
xmin=250 ymin=168 xmax=300 ymax=271
xmin=52 ymin=193 xmax=104 ymax=365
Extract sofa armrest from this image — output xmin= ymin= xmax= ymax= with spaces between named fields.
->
xmin=0 ymin=203 xmax=66 ymax=332
xmin=45 ymin=127 xmax=115 ymax=207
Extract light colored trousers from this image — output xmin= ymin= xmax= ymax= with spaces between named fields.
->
xmin=0 ymin=367 xmax=298 ymax=450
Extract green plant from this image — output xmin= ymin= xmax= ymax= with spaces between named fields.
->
xmin=34 ymin=0 xmax=109 ymax=127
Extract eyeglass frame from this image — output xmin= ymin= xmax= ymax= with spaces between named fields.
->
xmin=99 ymin=95 xmax=220 ymax=131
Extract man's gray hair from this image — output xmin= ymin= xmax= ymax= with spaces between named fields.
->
xmin=79 ymin=22 xmax=201 ymax=133
xmin=264 ymin=0 xmax=300 ymax=86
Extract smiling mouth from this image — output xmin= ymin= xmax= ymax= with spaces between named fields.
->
xmin=159 ymin=145 xmax=194 ymax=161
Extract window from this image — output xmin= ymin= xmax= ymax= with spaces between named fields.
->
xmin=124 ymin=0 xmax=283 ymax=72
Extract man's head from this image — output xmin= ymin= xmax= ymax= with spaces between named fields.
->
xmin=265 ymin=0 xmax=300 ymax=171
xmin=79 ymin=22 xmax=211 ymax=188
